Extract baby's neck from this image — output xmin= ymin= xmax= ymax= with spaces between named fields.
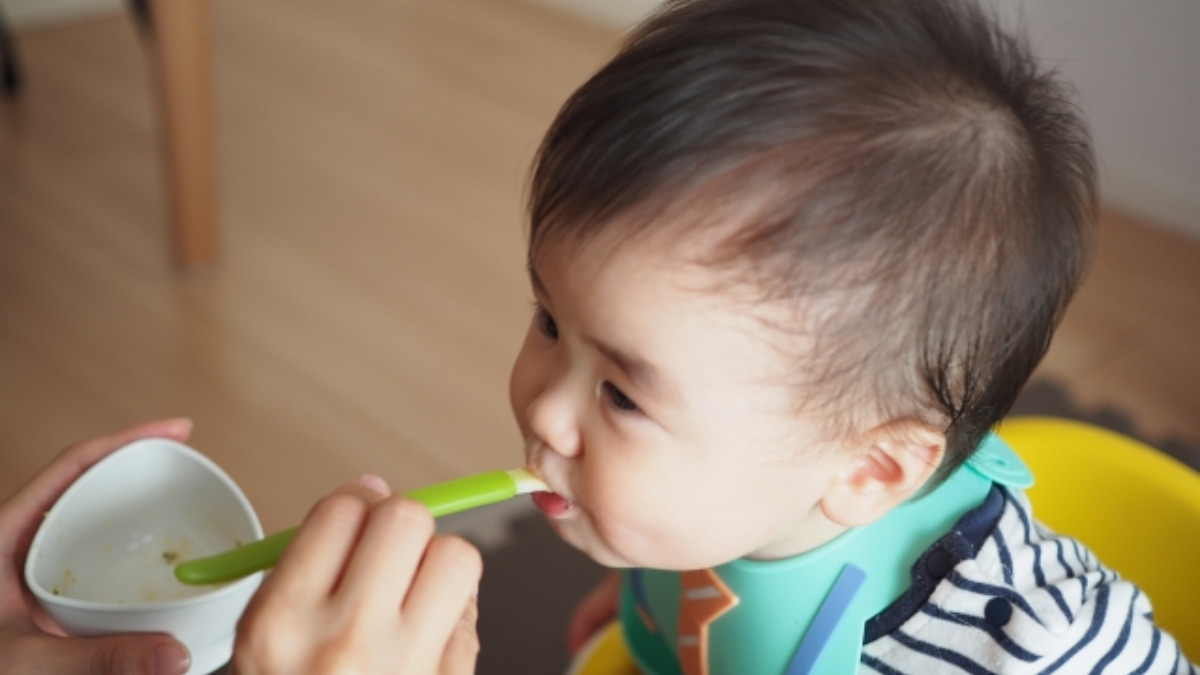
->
xmin=743 ymin=506 xmax=851 ymax=562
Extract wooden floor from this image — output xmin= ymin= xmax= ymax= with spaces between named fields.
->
xmin=1 ymin=0 xmax=1198 ymax=533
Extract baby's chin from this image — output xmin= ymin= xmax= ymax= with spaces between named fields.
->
xmin=532 ymin=495 xmax=730 ymax=569
xmin=582 ymin=530 xmax=760 ymax=570
xmin=537 ymin=507 xmax=641 ymax=568
xmin=569 ymin=524 xmax=712 ymax=570
xmin=575 ymin=544 xmax=639 ymax=569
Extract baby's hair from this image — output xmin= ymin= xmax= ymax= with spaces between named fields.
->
xmin=527 ymin=0 xmax=1095 ymax=484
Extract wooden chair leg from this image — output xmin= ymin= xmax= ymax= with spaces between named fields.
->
xmin=127 ymin=0 xmax=152 ymax=35
xmin=0 ymin=8 xmax=22 ymax=96
xmin=145 ymin=0 xmax=218 ymax=267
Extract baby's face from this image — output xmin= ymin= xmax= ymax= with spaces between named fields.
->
xmin=509 ymin=226 xmax=853 ymax=570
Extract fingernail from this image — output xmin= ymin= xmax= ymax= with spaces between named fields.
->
xmin=150 ymin=642 xmax=191 ymax=675
xmin=355 ymin=473 xmax=390 ymax=496
xmin=163 ymin=417 xmax=194 ymax=437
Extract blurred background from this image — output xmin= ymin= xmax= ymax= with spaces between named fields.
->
xmin=0 ymin=0 xmax=1197 ymax=668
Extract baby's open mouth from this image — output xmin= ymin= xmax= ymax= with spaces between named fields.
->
xmin=531 ymin=491 xmax=574 ymax=518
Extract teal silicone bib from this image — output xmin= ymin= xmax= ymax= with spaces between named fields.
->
xmin=620 ymin=432 xmax=1032 ymax=675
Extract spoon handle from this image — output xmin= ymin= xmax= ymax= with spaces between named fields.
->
xmin=175 ymin=468 xmax=545 ymax=586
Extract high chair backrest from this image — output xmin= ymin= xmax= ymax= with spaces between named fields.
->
xmin=997 ymin=416 xmax=1200 ymax=662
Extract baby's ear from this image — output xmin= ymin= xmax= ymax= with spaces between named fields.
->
xmin=819 ymin=420 xmax=945 ymax=528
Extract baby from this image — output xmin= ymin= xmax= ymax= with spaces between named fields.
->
xmin=507 ymin=0 xmax=1196 ymax=673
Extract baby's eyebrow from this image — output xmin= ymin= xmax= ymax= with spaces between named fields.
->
xmin=586 ymin=334 xmax=681 ymax=408
xmin=590 ymin=338 xmax=654 ymax=386
xmin=529 ymin=262 xmax=681 ymax=406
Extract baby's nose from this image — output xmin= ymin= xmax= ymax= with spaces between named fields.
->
xmin=527 ymin=386 xmax=583 ymax=458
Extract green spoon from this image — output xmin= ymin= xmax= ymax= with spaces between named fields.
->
xmin=175 ymin=468 xmax=546 ymax=586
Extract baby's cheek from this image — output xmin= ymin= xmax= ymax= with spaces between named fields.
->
xmin=586 ymin=483 xmax=671 ymax=556
xmin=593 ymin=495 xmax=713 ymax=567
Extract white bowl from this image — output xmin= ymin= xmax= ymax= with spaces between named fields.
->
xmin=24 ymin=438 xmax=264 ymax=675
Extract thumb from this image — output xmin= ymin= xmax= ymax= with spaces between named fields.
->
xmin=22 ymin=633 xmax=191 ymax=675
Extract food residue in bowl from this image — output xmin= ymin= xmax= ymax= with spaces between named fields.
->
xmin=52 ymin=568 xmax=77 ymax=596
xmin=49 ymin=534 xmax=209 ymax=602
xmin=158 ymin=536 xmax=193 ymax=567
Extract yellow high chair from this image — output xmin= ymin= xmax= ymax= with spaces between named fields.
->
xmin=568 ymin=417 xmax=1200 ymax=673
xmin=997 ymin=417 xmax=1200 ymax=662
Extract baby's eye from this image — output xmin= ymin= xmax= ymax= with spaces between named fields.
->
xmin=534 ymin=305 xmax=559 ymax=340
xmin=602 ymin=382 xmax=639 ymax=413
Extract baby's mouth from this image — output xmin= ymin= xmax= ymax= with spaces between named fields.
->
xmin=531 ymin=491 xmax=574 ymax=518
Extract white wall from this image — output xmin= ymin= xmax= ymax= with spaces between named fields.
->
xmin=533 ymin=0 xmax=1200 ymax=240
xmin=994 ymin=0 xmax=1200 ymax=240
xmin=524 ymin=0 xmax=659 ymax=29
xmin=1 ymin=0 xmax=120 ymax=28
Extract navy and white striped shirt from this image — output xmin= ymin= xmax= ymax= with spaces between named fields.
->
xmin=860 ymin=486 xmax=1197 ymax=674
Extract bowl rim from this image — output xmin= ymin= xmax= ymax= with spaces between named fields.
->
xmin=23 ymin=438 xmax=265 ymax=613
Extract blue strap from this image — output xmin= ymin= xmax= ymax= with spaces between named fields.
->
xmin=785 ymin=565 xmax=867 ymax=675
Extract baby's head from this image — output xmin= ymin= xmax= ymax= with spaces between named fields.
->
xmin=510 ymin=0 xmax=1095 ymax=570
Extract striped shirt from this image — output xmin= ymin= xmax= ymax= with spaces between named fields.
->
xmin=860 ymin=487 xmax=1197 ymax=674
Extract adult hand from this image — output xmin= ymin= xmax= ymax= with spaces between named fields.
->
xmin=0 ymin=419 xmax=196 ymax=675
xmin=568 ymin=571 xmax=620 ymax=656
xmin=233 ymin=474 xmax=483 ymax=675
